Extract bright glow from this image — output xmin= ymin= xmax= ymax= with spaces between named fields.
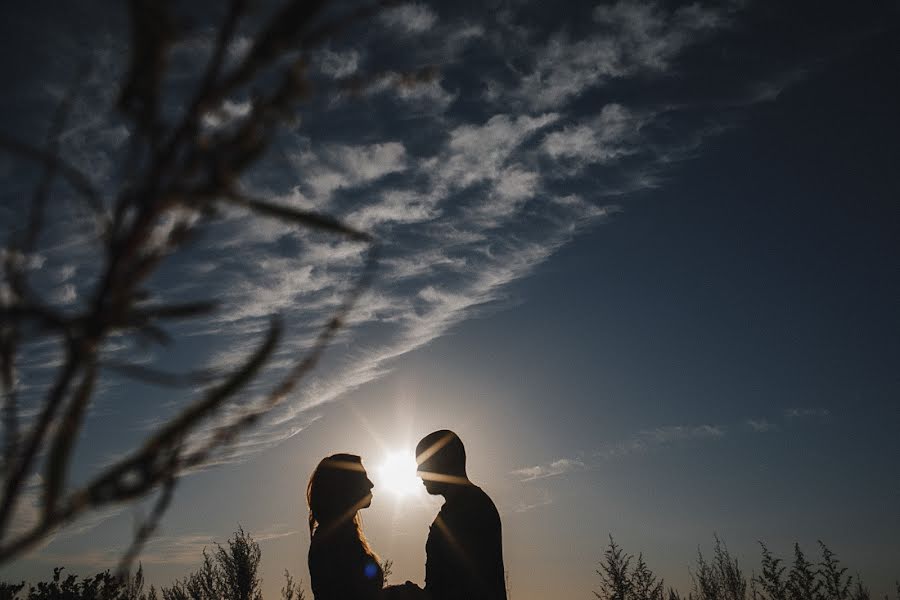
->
xmin=376 ymin=451 xmax=422 ymax=497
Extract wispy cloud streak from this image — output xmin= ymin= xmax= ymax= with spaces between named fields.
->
xmin=7 ymin=0 xmax=798 ymax=488
xmin=512 ymin=423 xmax=726 ymax=482
xmin=511 ymin=459 xmax=586 ymax=482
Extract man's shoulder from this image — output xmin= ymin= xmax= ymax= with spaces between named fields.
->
xmin=471 ymin=485 xmax=500 ymax=512
xmin=450 ymin=484 xmax=501 ymax=524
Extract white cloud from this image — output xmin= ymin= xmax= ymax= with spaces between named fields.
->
xmin=596 ymin=423 xmax=727 ymax=460
xmin=290 ymin=142 xmax=407 ymax=203
xmin=49 ymin=283 xmax=77 ymax=305
xmin=53 ymin=264 xmax=78 ymax=283
xmin=519 ymin=34 xmax=625 ymax=110
xmin=784 ymin=407 xmax=831 ymax=419
xmin=380 ymin=3 xmax=438 ymax=34
xmin=542 ymin=104 xmax=646 ymax=166
xmin=0 ymin=249 xmax=46 ymax=271
xmin=746 ymin=418 xmax=778 ymax=432
xmin=328 ymin=142 xmax=407 ymax=183
xmin=224 ymin=261 xmax=337 ymax=321
xmin=443 ymin=23 xmax=485 ymax=55
xmin=493 ymin=166 xmax=540 ymax=202
xmin=396 ymin=77 xmax=458 ymax=111
xmin=429 ymin=113 xmax=559 ymax=190
xmin=202 ymin=99 xmax=252 ymax=128
xmin=640 ymin=424 xmax=726 ymax=444
xmin=515 ymin=1 xmax=727 ymax=109
xmin=364 ymin=72 xmax=459 ymax=112
xmin=347 ymin=189 xmax=440 ymax=229
xmin=592 ymin=1 xmax=722 ymax=70
xmin=3 ymin=0 xmax=770 ymax=510
xmin=317 ymin=48 xmax=360 ymax=78
xmin=474 ymin=165 xmax=541 ymax=222
xmin=511 ymin=488 xmax=554 ymax=513
xmin=165 ymin=103 xmax=623 ymax=465
xmin=4 ymin=0 xmax=818 ymax=564
xmin=511 ymin=458 xmax=585 ymax=482
xmin=381 ymin=250 xmax=468 ymax=281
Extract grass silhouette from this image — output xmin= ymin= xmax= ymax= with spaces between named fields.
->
xmin=1 ymin=530 xmax=897 ymax=600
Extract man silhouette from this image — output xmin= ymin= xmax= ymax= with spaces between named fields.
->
xmin=415 ymin=430 xmax=507 ymax=600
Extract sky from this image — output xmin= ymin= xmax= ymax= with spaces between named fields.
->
xmin=1 ymin=1 xmax=899 ymax=599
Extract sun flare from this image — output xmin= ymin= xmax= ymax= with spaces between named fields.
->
xmin=375 ymin=451 xmax=422 ymax=497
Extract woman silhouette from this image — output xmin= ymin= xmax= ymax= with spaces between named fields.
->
xmin=307 ymin=454 xmax=384 ymax=600
xmin=307 ymin=454 xmax=428 ymax=600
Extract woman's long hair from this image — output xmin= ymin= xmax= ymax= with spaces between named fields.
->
xmin=307 ymin=453 xmax=378 ymax=560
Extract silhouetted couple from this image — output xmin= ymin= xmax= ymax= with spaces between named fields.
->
xmin=307 ymin=430 xmax=507 ymax=600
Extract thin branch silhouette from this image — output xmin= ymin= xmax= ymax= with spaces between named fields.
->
xmin=0 ymin=0 xmax=416 ymax=570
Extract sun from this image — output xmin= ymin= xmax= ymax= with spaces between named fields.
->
xmin=375 ymin=450 xmax=422 ymax=497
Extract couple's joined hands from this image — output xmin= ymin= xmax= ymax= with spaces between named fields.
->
xmin=384 ymin=581 xmax=428 ymax=599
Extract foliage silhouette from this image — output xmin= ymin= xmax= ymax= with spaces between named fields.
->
xmin=158 ymin=528 xmax=278 ymax=600
xmin=280 ymin=570 xmax=306 ymax=600
xmin=0 ymin=0 xmax=436 ymax=572
xmin=0 ymin=527 xmax=307 ymax=600
xmin=0 ymin=565 xmax=149 ymax=600
xmin=690 ymin=536 xmax=748 ymax=600
xmin=3 ymin=533 xmax=899 ymax=600
xmin=757 ymin=542 xmax=788 ymax=600
xmin=849 ymin=579 xmax=870 ymax=600
xmin=594 ymin=536 xmax=634 ymax=600
xmin=818 ymin=542 xmax=852 ymax=600
xmin=788 ymin=544 xmax=822 ymax=600
xmin=631 ymin=553 xmax=665 ymax=600
xmin=216 ymin=527 xmax=263 ymax=600
xmin=597 ymin=537 xmax=898 ymax=600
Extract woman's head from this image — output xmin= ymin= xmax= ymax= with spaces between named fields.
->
xmin=307 ymin=454 xmax=374 ymax=535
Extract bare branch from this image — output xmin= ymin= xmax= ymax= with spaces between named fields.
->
xmin=1 ymin=344 xmax=19 ymax=478
xmin=0 ymin=353 xmax=79 ymax=539
xmin=116 ymin=462 xmax=177 ymax=578
xmin=182 ymin=242 xmax=378 ymax=470
xmin=0 ymin=304 xmax=72 ymax=337
xmin=0 ymin=0 xmax=396 ymax=567
xmin=118 ymin=0 xmax=172 ymax=143
xmin=126 ymin=301 xmax=219 ymax=322
xmin=102 ymin=361 xmax=220 ymax=388
xmin=43 ymin=363 xmax=97 ymax=516
xmin=223 ymin=191 xmax=371 ymax=242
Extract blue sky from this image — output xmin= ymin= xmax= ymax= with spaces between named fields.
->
xmin=1 ymin=1 xmax=899 ymax=599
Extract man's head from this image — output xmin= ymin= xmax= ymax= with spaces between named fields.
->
xmin=415 ymin=430 xmax=469 ymax=496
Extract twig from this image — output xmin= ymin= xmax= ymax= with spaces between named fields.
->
xmin=116 ymin=460 xmax=178 ymax=578
xmin=0 ymin=0 xmax=395 ymax=568
xmin=182 ymin=242 xmax=378 ymax=470
xmin=0 ymin=352 xmax=79 ymax=539
xmin=44 ymin=361 xmax=97 ymax=516
xmin=102 ymin=361 xmax=220 ymax=388
xmin=223 ymin=191 xmax=371 ymax=242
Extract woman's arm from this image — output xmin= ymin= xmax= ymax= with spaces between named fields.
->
xmin=309 ymin=542 xmax=384 ymax=600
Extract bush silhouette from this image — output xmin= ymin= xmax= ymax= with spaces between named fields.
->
xmin=596 ymin=536 xmax=898 ymax=600
xmin=0 ymin=527 xmax=306 ymax=600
